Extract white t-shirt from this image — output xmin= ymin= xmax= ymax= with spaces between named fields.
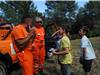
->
xmin=56 ymin=39 xmax=61 ymax=49
xmin=81 ymin=35 xmax=96 ymax=60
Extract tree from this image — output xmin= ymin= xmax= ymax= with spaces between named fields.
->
xmin=72 ymin=1 xmax=100 ymax=36
xmin=84 ymin=1 xmax=100 ymax=28
xmin=45 ymin=1 xmax=78 ymax=25
xmin=0 ymin=1 xmax=37 ymax=24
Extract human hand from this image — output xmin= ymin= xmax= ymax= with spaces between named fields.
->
xmin=49 ymin=48 xmax=55 ymax=52
xmin=29 ymin=30 xmax=36 ymax=38
xmin=57 ymin=30 xmax=60 ymax=33
xmin=52 ymin=50 xmax=57 ymax=55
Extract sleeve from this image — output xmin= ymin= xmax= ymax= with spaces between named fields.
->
xmin=81 ymin=39 xmax=88 ymax=48
xmin=61 ymin=38 xmax=69 ymax=48
xmin=12 ymin=27 xmax=25 ymax=40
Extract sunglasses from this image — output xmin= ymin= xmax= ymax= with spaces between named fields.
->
xmin=36 ymin=21 xmax=42 ymax=23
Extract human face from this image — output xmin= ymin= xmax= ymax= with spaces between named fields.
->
xmin=79 ymin=29 xmax=85 ymax=36
xmin=36 ymin=21 xmax=42 ymax=24
xmin=35 ymin=21 xmax=42 ymax=27
xmin=24 ymin=18 xmax=33 ymax=27
xmin=59 ymin=27 xmax=64 ymax=35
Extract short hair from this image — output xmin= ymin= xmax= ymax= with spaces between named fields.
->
xmin=60 ymin=25 xmax=70 ymax=34
xmin=81 ymin=26 xmax=89 ymax=33
xmin=35 ymin=17 xmax=42 ymax=22
xmin=21 ymin=15 xmax=33 ymax=23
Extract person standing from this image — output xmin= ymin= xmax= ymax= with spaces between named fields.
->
xmin=79 ymin=26 xmax=96 ymax=75
xmin=51 ymin=28 xmax=61 ymax=49
xmin=53 ymin=25 xmax=72 ymax=75
xmin=32 ymin=17 xmax=45 ymax=75
xmin=11 ymin=15 xmax=35 ymax=75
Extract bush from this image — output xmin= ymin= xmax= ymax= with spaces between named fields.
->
xmin=70 ymin=34 xmax=80 ymax=40
xmin=88 ymin=28 xmax=100 ymax=37
xmin=70 ymin=28 xmax=100 ymax=40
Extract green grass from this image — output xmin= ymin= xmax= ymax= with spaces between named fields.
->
xmin=10 ymin=37 xmax=100 ymax=75
xmin=45 ymin=37 xmax=100 ymax=75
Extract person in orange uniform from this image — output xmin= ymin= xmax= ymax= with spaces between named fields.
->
xmin=11 ymin=16 xmax=35 ymax=75
xmin=32 ymin=17 xmax=45 ymax=75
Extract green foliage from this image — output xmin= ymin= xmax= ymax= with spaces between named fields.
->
xmin=0 ymin=1 xmax=37 ymax=24
xmin=45 ymin=1 xmax=78 ymax=25
xmin=0 ymin=1 xmax=99 ymax=38
xmin=88 ymin=28 xmax=100 ymax=37
xmin=84 ymin=1 xmax=100 ymax=20
xmin=72 ymin=1 xmax=100 ymax=36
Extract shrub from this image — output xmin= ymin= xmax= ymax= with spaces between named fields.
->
xmin=88 ymin=28 xmax=100 ymax=37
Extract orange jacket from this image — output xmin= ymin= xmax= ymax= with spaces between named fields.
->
xmin=11 ymin=24 xmax=34 ymax=75
xmin=11 ymin=24 xmax=32 ymax=53
xmin=35 ymin=26 xmax=45 ymax=41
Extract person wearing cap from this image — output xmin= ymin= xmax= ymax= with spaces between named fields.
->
xmin=11 ymin=16 xmax=36 ymax=75
xmin=32 ymin=17 xmax=45 ymax=75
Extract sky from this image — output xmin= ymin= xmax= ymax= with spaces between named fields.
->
xmin=0 ymin=0 xmax=89 ymax=15
xmin=33 ymin=0 xmax=89 ymax=13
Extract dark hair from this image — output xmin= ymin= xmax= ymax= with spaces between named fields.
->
xmin=60 ymin=25 xmax=70 ymax=34
xmin=81 ymin=26 xmax=89 ymax=33
xmin=21 ymin=15 xmax=33 ymax=23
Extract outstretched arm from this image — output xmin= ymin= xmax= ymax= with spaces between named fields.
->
xmin=53 ymin=47 xmax=69 ymax=55
xmin=51 ymin=30 xmax=59 ymax=37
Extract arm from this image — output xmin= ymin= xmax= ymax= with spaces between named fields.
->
xmin=15 ymin=30 xmax=36 ymax=51
xmin=81 ymin=38 xmax=88 ymax=59
xmin=82 ymin=48 xmax=86 ymax=59
xmin=51 ymin=30 xmax=59 ymax=37
xmin=16 ymin=33 xmax=35 ymax=45
xmin=53 ymin=47 xmax=69 ymax=55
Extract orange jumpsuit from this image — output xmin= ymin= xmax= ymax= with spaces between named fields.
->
xmin=11 ymin=24 xmax=34 ymax=75
xmin=32 ymin=26 xmax=45 ymax=74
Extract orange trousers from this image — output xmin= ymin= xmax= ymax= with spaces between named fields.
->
xmin=39 ymin=46 xmax=45 ymax=70
xmin=32 ymin=41 xmax=45 ymax=74
xmin=17 ymin=51 xmax=34 ymax=75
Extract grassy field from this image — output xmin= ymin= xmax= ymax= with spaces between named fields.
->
xmin=45 ymin=37 xmax=100 ymax=75
xmin=10 ymin=37 xmax=100 ymax=75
